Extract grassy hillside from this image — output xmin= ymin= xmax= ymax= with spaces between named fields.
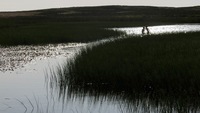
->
xmin=1 ymin=6 xmax=200 ymax=25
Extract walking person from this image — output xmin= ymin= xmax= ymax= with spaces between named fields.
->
xmin=142 ymin=26 xmax=150 ymax=35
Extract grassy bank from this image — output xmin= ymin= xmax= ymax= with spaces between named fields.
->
xmin=0 ymin=6 xmax=200 ymax=46
xmin=64 ymin=32 xmax=200 ymax=97
xmin=0 ymin=22 xmax=124 ymax=46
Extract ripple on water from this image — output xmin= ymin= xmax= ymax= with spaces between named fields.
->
xmin=0 ymin=43 xmax=85 ymax=72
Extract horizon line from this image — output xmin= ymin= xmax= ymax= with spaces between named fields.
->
xmin=0 ymin=5 xmax=199 ymax=12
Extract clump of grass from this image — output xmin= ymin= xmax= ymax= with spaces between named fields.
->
xmin=66 ymin=32 xmax=200 ymax=97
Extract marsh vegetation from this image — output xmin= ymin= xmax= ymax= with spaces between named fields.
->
xmin=48 ymin=32 xmax=200 ymax=113
xmin=1 ymin=5 xmax=200 ymax=113
xmin=65 ymin=32 xmax=200 ymax=96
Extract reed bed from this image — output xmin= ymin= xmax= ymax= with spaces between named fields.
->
xmin=65 ymin=32 xmax=200 ymax=97
xmin=47 ymin=32 xmax=200 ymax=113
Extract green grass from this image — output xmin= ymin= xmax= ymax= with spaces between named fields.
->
xmin=65 ymin=32 xmax=200 ymax=97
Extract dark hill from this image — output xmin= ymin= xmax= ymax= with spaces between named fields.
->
xmin=0 ymin=5 xmax=199 ymax=27
xmin=35 ymin=6 xmax=200 ymax=23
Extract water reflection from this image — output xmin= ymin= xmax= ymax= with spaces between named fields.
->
xmin=47 ymin=66 xmax=200 ymax=113
xmin=46 ymin=24 xmax=200 ymax=113
xmin=0 ymin=43 xmax=85 ymax=113
xmin=1 ymin=24 xmax=200 ymax=113
xmin=113 ymin=24 xmax=200 ymax=35
xmin=0 ymin=43 xmax=85 ymax=72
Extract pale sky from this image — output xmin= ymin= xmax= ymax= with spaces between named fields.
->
xmin=1 ymin=0 xmax=200 ymax=11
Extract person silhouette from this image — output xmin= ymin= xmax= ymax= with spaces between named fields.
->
xmin=142 ymin=26 xmax=145 ymax=35
xmin=145 ymin=26 xmax=150 ymax=35
xmin=142 ymin=26 xmax=150 ymax=35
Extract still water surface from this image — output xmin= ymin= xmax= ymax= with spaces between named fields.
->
xmin=0 ymin=24 xmax=200 ymax=113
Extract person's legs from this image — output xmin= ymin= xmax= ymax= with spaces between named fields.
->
xmin=142 ymin=27 xmax=145 ymax=34
xmin=146 ymin=26 xmax=150 ymax=35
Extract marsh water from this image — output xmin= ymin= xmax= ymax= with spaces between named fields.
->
xmin=1 ymin=24 xmax=200 ymax=113
xmin=113 ymin=24 xmax=200 ymax=35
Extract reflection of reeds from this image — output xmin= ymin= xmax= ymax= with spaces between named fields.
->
xmin=49 ymin=32 xmax=200 ymax=113
xmin=2 ymin=95 xmax=60 ymax=113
